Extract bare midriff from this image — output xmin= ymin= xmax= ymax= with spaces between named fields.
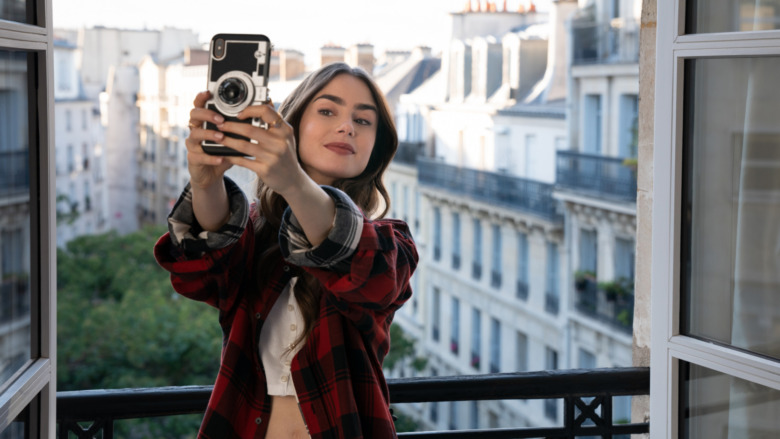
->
xmin=266 ymin=395 xmax=310 ymax=439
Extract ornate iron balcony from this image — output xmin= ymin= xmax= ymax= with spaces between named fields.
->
xmin=57 ymin=367 xmax=649 ymax=438
xmin=556 ymin=151 xmax=637 ymax=202
xmin=571 ymin=18 xmax=640 ymax=66
xmin=418 ymin=158 xmax=562 ymax=222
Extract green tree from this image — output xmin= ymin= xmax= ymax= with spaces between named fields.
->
xmin=385 ymin=323 xmax=427 ymax=433
xmin=57 ymin=225 xmax=222 ymax=438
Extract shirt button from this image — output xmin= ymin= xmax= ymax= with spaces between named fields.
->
xmin=287 ymin=304 xmax=294 ymax=312
xmin=255 ymin=313 xmax=261 ymax=319
xmin=281 ymin=375 xmax=289 ymax=383
xmin=284 ymin=360 xmax=291 ymax=367
xmin=283 ymin=265 xmax=291 ymax=272
xmin=290 ymin=324 xmax=297 ymax=331
xmin=255 ymin=417 xmax=262 ymax=425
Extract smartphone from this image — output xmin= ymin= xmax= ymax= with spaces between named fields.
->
xmin=201 ymin=34 xmax=272 ymax=156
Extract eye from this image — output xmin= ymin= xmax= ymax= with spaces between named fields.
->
xmin=355 ymin=118 xmax=372 ymax=126
xmin=318 ymin=108 xmax=334 ymax=116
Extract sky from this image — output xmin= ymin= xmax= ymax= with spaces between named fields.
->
xmin=53 ymin=0 xmax=548 ymax=64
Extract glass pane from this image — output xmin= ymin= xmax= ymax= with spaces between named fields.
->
xmin=0 ymin=0 xmax=30 ymax=24
xmin=682 ymin=57 xmax=780 ymax=360
xmin=0 ymin=50 xmax=32 ymax=386
xmin=680 ymin=362 xmax=780 ymax=439
xmin=687 ymin=0 xmax=780 ymax=33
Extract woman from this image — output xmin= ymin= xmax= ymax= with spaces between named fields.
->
xmin=154 ymin=63 xmax=418 ymax=438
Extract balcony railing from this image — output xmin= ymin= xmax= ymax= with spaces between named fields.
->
xmin=0 ymin=150 xmax=30 ymax=197
xmin=57 ymin=367 xmax=650 ymax=438
xmin=556 ymin=151 xmax=637 ymax=202
xmin=394 ymin=141 xmax=425 ymax=166
xmin=418 ymin=158 xmax=562 ymax=222
xmin=571 ymin=18 xmax=640 ymax=66
xmin=574 ymin=278 xmax=634 ymax=334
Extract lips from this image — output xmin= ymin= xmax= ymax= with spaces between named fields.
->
xmin=323 ymin=142 xmax=356 ymax=155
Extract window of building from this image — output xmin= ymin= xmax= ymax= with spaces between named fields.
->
xmin=545 ymin=242 xmax=560 ymax=315
xmin=470 ymin=400 xmax=479 ymax=429
xmin=544 ymin=347 xmax=559 ymax=421
xmin=517 ymin=232 xmax=529 ymax=300
xmin=489 ymin=317 xmax=500 ymax=373
xmin=450 ymin=297 xmax=460 ymax=355
xmin=472 ymin=218 xmax=482 ymax=280
xmin=65 ymin=108 xmax=72 ymax=132
xmin=490 ymin=224 xmax=502 ymax=289
xmin=414 ymin=191 xmax=420 ymax=233
xmin=403 ymin=185 xmax=409 ymax=223
xmin=583 ymin=94 xmax=602 ymax=154
xmin=471 ymin=307 xmax=481 ymax=370
xmin=448 ymin=401 xmax=458 ymax=430
xmin=580 ymin=229 xmax=598 ymax=274
xmin=433 ymin=207 xmax=441 ymax=261
xmin=432 ymin=287 xmax=441 ymax=342
xmin=619 ymin=94 xmax=638 ymax=158
xmin=452 ymin=212 xmax=461 ymax=270
xmin=516 ymin=331 xmax=528 ymax=372
xmin=578 ymin=348 xmax=596 ymax=369
xmin=653 ymin=5 xmax=780 ymax=437
xmin=614 ymin=237 xmax=635 ymax=282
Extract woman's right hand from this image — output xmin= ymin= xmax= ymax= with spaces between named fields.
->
xmin=185 ymin=91 xmax=233 ymax=190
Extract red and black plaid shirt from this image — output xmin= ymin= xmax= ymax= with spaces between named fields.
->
xmin=154 ymin=178 xmax=417 ymax=438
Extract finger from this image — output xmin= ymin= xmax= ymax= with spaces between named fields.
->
xmin=189 ymin=108 xmax=225 ymax=128
xmin=192 ymin=91 xmax=212 ymax=108
xmin=237 ymin=104 xmax=287 ymax=130
xmin=185 ymin=128 xmax=225 ymax=152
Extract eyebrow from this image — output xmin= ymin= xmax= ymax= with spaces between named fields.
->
xmin=314 ymin=94 xmax=378 ymax=113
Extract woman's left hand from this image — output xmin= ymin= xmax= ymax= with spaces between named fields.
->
xmin=218 ymin=103 xmax=306 ymax=196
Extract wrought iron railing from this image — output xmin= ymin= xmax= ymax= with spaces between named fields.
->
xmin=394 ymin=141 xmax=425 ymax=166
xmin=0 ymin=150 xmax=30 ymax=197
xmin=57 ymin=368 xmax=649 ymax=438
xmin=556 ymin=151 xmax=637 ymax=202
xmin=574 ymin=279 xmax=634 ymax=334
xmin=571 ymin=18 xmax=640 ymax=65
xmin=418 ymin=158 xmax=562 ymax=222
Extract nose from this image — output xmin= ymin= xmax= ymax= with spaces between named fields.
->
xmin=337 ymin=119 xmax=355 ymax=137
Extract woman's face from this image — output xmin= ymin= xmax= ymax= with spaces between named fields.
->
xmin=297 ymin=74 xmax=378 ymax=186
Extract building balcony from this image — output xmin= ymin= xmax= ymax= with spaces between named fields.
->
xmin=418 ymin=158 xmax=562 ymax=222
xmin=574 ymin=277 xmax=634 ymax=334
xmin=394 ymin=141 xmax=425 ymax=166
xmin=571 ymin=18 xmax=640 ymax=66
xmin=0 ymin=150 xmax=30 ymax=197
xmin=556 ymin=151 xmax=637 ymax=203
xmin=57 ymin=367 xmax=650 ymax=438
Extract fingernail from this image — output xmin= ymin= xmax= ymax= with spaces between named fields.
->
xmin=214 ymin=115 xmax=224 ymax=123
xmin=215 ymin=132 xmax=224 ymax=140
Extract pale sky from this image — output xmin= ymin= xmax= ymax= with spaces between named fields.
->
xmin=53 ymin=0 xmax=548 ymax=63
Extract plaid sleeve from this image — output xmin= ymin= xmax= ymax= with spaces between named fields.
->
xmin=167 ymin=176 xmax=248 ymax=259
xmin=278 ymin=185 xmax=363 ymax=271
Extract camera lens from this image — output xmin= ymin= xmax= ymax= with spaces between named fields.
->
xmin=218 ymin=78 xmax=247 ymax=106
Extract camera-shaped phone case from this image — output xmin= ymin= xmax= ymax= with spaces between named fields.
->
xmin=201 ymin=34 xmax=272 ymax=156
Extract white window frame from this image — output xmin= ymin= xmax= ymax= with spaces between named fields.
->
xmin=651 ymin=3 xmax=780 ymax=438
xmin=0 ymin=1 xmax=57 ymax=436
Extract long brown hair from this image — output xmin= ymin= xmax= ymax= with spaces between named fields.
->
xmin=254 ymin=62 xmax=398 ymax=348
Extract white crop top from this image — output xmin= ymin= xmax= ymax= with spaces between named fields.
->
xmin=259 ymin=277 xmax=306 ymax=397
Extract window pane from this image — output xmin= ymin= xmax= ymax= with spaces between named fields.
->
xmin=680 ymin=362 xmax=780 ymax=438
xmin=682 ymin=57 xmax=780 ymax=360
xmin=0 ymin=50 xmax=32 ymax=387
xmin=0 ymin=0 xmax=29 ymax=24
xmin=0 ymin=406 xmax=28 ymax=439
xmin=687 ymin=0 xmax=780 ymax=33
